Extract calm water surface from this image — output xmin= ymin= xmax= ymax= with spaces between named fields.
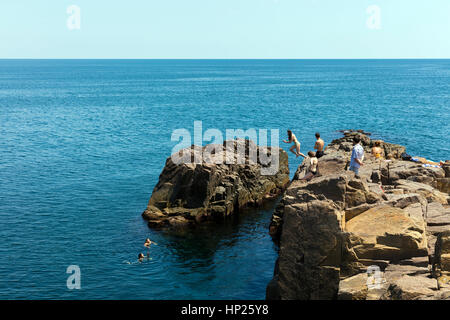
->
xmin=0 ymin=60 xmax=449 ymax=299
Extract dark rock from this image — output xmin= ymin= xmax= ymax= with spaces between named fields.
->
xmin=143 ymin=139 xmax=289 ymax=228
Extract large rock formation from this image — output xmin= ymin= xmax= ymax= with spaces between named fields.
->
xmin=143 ymin=139 xmax=290 ymax=228
xmin=267 ymin=130 xmax=450 ymax=300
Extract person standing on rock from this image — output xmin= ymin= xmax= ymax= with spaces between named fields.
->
xmin=314 ymin=132 xmax=325 ymax=158
xmin=283 ymin=130 xmax=306 ymax=158
xmin=349 ymin=135 xmax=364 ymax=175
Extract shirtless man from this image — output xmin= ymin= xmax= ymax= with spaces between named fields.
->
xmin=314 ymin=132 xmax=325 ymax=158
xmin=371 ymin=141 xmax=384 ymax=159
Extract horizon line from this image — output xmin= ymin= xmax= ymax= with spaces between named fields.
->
xmin=1 ymin=58 xmax=450 ymax=60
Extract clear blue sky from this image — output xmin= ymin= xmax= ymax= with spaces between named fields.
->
xmin=1 ymin=0 xmax=449 ymax=58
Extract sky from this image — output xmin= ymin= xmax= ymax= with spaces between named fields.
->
xmin=0 ymin=0 xmax=449 ymax=59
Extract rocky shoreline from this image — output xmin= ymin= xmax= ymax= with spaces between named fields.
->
xmin=142 ymin=139 xmax=289 ymax=228
xmin=142 ymin=130 xmax=450 ymax=300
xmin=267 ymin=130 xmax=450 ymax=300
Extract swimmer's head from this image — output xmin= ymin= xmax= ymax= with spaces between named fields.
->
xmin=138 ymin=253 xmax=145 ymax=260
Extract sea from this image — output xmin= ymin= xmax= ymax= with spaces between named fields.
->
xmin=0 ymin=59 xmax=449 ymax=299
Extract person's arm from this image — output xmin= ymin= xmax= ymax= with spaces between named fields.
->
xmin=355 ymin=147 xmax=364 ymax=165
xmin=283 ymin=136 xmax=292 ymax=143
xmin=314 ymin=141 xmax=318 ymax=150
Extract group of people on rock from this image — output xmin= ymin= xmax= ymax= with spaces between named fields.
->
xmin=283 ymin=131 xmax=325 ymax=180
xmin=283 ymin=130 xmax=381 ymax=180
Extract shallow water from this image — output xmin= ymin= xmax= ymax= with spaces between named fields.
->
xmin=0 ymin=59 xmax=449 ymax=299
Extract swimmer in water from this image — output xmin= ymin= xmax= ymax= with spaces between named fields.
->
xmin=138 ymin=253 xmax=146 ymax=262
xmin=144 ymin=238 xmax=157 ymax=248
xmin=144 ymin=238 xmax=158 ymax=260
xmin=283 ymin=130 xmax=306 ymax=158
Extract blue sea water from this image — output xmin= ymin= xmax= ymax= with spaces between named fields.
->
xmin=0 ymin=59 xmax=449 ymax=299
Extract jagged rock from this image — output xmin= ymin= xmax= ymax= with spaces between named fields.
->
xmin=398 ymin=256 xmax=430 ymax=268
xmin=143 ymin=139 xmax=289 ymax=228
xmin=384 ymin=264 xmax=429 ymax=275
xmin=269 ymin=174 xmax=348 ymax=240
xmin=437 ymin=178 xmax=450 ymax=194
xmin=267 ymin=130 xmax=449 ymax=300
xmin=443 ymin=163 xmax=450 ymax=178
xmin=383 ymin=143 xmax=406 ymax=160
xmin=426 ymin=202 xmax=450 ymax=226
xmin=357 ymin=259 xmax=390 ymax=270
xmin=338 ymin=273 xmax=368 ymax=300
xmin=434 ymin=231 xmax=450 ymax=275
xmin=345 ymin=203 xmax=378 ymax=222
xmin=381 ymin=161 xmax=445 ymax=186
xmin=437 ymin=274 xmax=450 ymax=291
xmin=383 ymin=274 xmax=438 ymax=300
xmin=271 ymin=200 xmax=347 ymax=300
xmin=394 ymin=180 xmax=449 ymax=204
xmin=346 ymin=205 xmax=428 ymax=261
xmin=416 ymin=291 xmax=450 ymax=300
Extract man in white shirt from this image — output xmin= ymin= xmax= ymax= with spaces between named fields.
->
xmin=349 ymin=136 xmax=364 ymax=175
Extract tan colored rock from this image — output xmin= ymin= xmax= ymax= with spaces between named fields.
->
xmin=437 ymin=274 xmax=450 ymax=290
xmin=345 ymin=203 xmax=378 ymax=221
xmin=395 ymin=180 xmax=449 ymax=204
xmin=346 ymin=205 xmax=428 ymax=261
xmin=267 ymin=131 xmax=448 ymax=300
xmin=338 ymin=273 xmax=368 ymax=300
xmin=426 ymin=202 xmax=450 ymax=226
xmin=436 ymin=178 xmax=450 ymax=194
xmin=433 ymin=230 xmax=450 ymax=276
xmin=270 ymin=200 xmax=347 ymax=300
xmin=443 ymin=163 xmax=450 ymax=178
xmin=442 ymin=254 xmax=450 ymax=272
xmin=385 ymin=275 xmax=437 ymax=300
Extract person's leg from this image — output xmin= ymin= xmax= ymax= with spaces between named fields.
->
xmin=289 ymin=145 xmax=298 ymax=156
xmin=349 ymin=165 xmax=359 ymax=175
xmin=296 ymin=143 xmax=306 ymax=158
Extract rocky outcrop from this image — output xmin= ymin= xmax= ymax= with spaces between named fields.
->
xmin=143 ymin=139 xmax=290 ymax=228
xmin=267 ymin=130 xmax=450 ymax=300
